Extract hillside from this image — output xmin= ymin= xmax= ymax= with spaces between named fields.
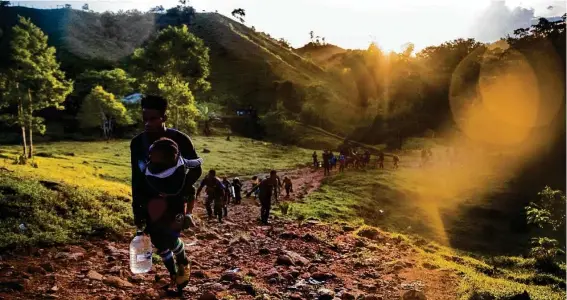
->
xmin=295 ymin=43 xmax=348 ymax=67
xmin=0 ymin=6 xmax=361 ymax=138
xmin=0 ymin=141 xmax=564 ymax=300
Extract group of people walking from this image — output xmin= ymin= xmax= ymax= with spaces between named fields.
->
xmin=195 ymin=169 xmax=294 ymax=224
xmin=312 ymin=148 xmax=400 ymax=175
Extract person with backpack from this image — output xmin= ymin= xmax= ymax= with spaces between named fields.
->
xmin=196 ymin=170 xmax=226 ymax=223
xmin=247 ymin=170 xmax=281 ymax=224
xmin=232 ymin=177 xmax=243 ymax=204
xmin=330 ymin=151 xmax=337 ymax=170
xmin=339 ymin=153 xmax=346 ymax=173
xmin=130 ymin=95 xmax=203 ymax=292
xmin=249 ymin=176 xmax=260 ymax=201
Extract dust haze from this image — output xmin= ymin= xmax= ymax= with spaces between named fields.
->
xmin=394 ymin=39 xmax=564 ymax=245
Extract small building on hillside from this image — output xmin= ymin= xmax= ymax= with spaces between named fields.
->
xmin=122 ymin=93 xmax=143 ymax=104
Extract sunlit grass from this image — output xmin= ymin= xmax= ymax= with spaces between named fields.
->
xmin=0 ymin=136 xmax=314 ymax=249
xmin=287 ymin=156 xmax=565 ymax=299
xmin=414 ymin=244 xmax=565 ymax=300
xmin=0 ymin=136 xmax=314 ymax=198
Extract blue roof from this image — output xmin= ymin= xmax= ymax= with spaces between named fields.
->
xmin=122 ymin=93 xmax=143 ymax=103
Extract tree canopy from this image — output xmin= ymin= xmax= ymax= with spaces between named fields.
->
xmin=0 ymin=16 xmax=73 ymax=157
xmin=77 ymin=86 xmax=131 ymax=138
xmin=131 ymin=25 xmax=210 ymax=92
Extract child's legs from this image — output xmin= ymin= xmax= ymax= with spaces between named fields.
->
xmin=149 ymin=228 xmax=180 ymax=276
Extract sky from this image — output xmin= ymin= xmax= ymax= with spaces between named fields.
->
xmin=11 ymin=0 xmax=566 ymax=52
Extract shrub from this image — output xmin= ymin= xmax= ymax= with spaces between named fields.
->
xmin=278 ymin=202 xmax=291 ymax=215
xmin=529 ymin=237 xmax=565 ymax=274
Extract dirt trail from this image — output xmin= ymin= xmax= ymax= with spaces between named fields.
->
xmin=0 ymin=167 xmax=458 ymax=300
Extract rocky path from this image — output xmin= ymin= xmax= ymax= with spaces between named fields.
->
xmin=0 ymin=168 xmax=458 ymax=300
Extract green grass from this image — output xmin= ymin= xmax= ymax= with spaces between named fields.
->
xmin=289 ymin=154 xmax=534 ymax=254
xmin=0 ymin=174 xmax=131 ymax=250
xmin=286 ymin=158 xmax=565 ymax=300
xmin=0 ymin=136 xmax=313 ymax=196
xmin=415 ymin=243 xmax=566 ymax=300
xmin=0 ymin=136 xmax=313 ymax=249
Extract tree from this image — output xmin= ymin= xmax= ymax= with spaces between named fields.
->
xmin=75 ymin=68 xmax=135 ymax=98
xmin=82 ymin=3 xmax=89 ymax=11
xmin=309 ymin=31 xmax=314 ymax=42
xmin=77 ymin=86 xmax=131 ymax=139
xmin=278 ymin=38 xmax=291 ymax=49
xmin=196 ymin=103 xmax=219 ymax=136
xmin=0 ymin=1 xmax=10 ymax=8
xmin=231 ymin=8 xmax=246 ymax=23
xmin=164 ymin=0 xmax=196 ymax=26
xmin=131 ymin=25 xmax=210 ymax=92
xmin=525 ymin=186 xmax=566 ymax=272
xmin=0 ymin=16 xmax=73 ymax=158
xmin=138 ymin=73 xmax=199 ymax=133
xmin=64 ymin=4 xmax=71 ymax=9
xmin=526 ymin=186 xmax=566 ymax=231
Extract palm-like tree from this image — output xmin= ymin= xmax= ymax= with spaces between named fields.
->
xmin=197 ymin=104 xmax=217 ymax=136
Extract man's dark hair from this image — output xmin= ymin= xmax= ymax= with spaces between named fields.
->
xmin=141 ymin=95 xmax=168 ymax=115
xmin=149 ymin=138 xmax=179 ymax=163
xmin=270 ymin=170 xmax=276 ymax=176
xmin=209 ymin=169 xmax=216 ymax=177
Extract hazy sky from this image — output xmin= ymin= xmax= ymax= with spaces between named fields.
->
xmin=12 ymin=0 xmax=566 ymax=52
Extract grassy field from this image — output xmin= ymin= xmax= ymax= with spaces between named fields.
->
xmin=1 ymin=136 xmax=564 ymax=299
xmin=0 ymin=136 xmax=314 ymax=249
xmin=284 ymin=152 xmax=566 ymax=300
xmin=0 ymin=136 xmax=314 ymax=196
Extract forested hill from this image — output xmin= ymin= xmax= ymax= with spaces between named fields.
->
xmin=0 ymin=5 xmax=360 ymax=139
xmin=0 ymin=6 xmax=565 ymax=155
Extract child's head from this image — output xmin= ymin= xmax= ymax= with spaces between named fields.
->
xmin=223 ymin=176 xmax=228 ymax=181
xmin=148 ymin=138 xmax=179 ymax=173
xmin=208 ymin=169 xmax=216 ymax=178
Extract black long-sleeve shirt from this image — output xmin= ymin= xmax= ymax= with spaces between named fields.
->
xmin=249 ymin=176 xmax=281 ymax=200
xmin=130 ymin=128 xmax=199 ymax=225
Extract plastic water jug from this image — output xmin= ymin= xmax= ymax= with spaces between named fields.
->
xmin=129 ymin=231 xmax=152 ymax=274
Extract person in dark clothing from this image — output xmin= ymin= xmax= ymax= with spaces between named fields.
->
xmin=322 ymin=150 xmax=331 ymax=176
xmin=232 ymin=177 xmax=243 ymax=204
xmin=283 ymin=176 xmax=293 ymax=197
xmin=221 ymin=176 xmax=232 ymax=216
xmin=312 ymin=151 xmax=318 ymax=168
xmin=378 ymin=151 xmax=385 ymax=169
xmin=130 ymin=95 xmax=203 ymax=292
xmin=330 ymin=151 xmax=337 ymax=170
xmin=247 ymin=170 xmax=281 ymax=224
xmin=393 ymin=154 xmax=400 ymax=169
xmin=196 ymin=170 xmax=226 ymax=223
xmin=249 ymin=176 xmax=260 ymax=200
